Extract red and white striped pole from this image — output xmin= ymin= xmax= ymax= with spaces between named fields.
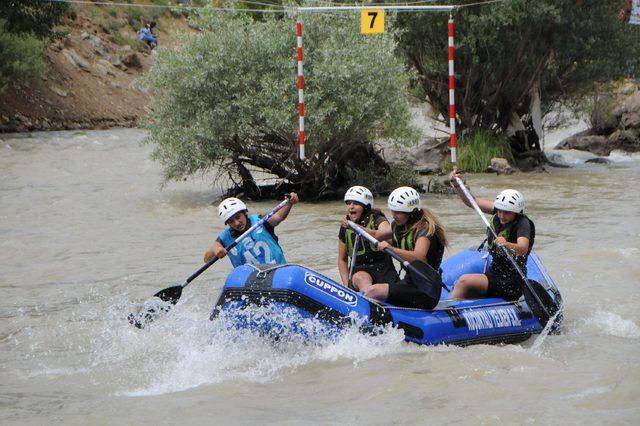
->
xmin=448 ymin=15 xmax=456 ymax=166
xmin=296 ymin=19 xmax=305 ymax=160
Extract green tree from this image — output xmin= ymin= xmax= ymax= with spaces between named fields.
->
xmin=143 ymin=11 xmax=416 ymax=199
xmin=0 ymin=20 xmax=45 ymax=92
xmin=0 ymin=0 xmax=69 ymax=92
xmin=0 ymin=0 xmax=69 ymax=38
xmin=396 ymin=0 xmax=640 ymax=133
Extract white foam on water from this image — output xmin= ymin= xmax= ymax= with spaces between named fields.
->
xmin=89 ymin=302 xmax=408 ymax=397
xmin=545 ymin=148 xmax=640 ymax=166
xmin=311 ymin=314 xmax=407 ymax=366
xmin=585 ymin=311 xmax=640 ymax=339
xmin=529 ymin=307 xmax=564 ymax=354
xmin=545 ymin=149 xmax=597 ymax=165
xmin=619 ymin=247 xmax=639 ymax=258
xmin=608 ymin=149 xmax=640 ymax=162
xmin=27 ymin=366 xmax=92 ymax=378
xmin=566 ymin=385 xmax=615 ymax=400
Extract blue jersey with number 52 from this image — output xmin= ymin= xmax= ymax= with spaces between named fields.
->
xmin=218 ymin=214 xmax=286 ymax=268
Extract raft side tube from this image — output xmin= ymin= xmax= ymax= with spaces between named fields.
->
xmin=212 ymin=249 xmax=562 ymax=345
xmin=212 ymin=264 xmax=391 ymax=330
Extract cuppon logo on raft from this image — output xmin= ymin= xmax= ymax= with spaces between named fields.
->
xmin=304 ymin=272 xmax=358 ymax=307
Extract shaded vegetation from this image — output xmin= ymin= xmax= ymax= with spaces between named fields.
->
xmin=0 ymin=0 xmax=70 ymax=92
xmin=0 ymin=0 xmax=69 ymax=38
xmin=0 ymin=20 xmax=45 ymax=92
xmin=396 ymin=0 xmax=640 ymax=133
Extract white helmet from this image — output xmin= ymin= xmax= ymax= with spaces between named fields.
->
xmin=494 ymin=189 xmax=525 ymax=213
xmin=218 ymin=197 xmax=248 ymax=223
xmin=388 ymin=186 xmax=421 ymax=212
xmin=344 ymin=186 xmax=374 ymax=208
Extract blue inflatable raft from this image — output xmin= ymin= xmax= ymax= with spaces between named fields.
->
xmin=212 ymin=248 xmax=562 ymax=345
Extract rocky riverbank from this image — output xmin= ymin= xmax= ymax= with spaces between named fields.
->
xmin=0 ymin=6 xmax=191 ymax=133
xmin=557 ymin=86 xmax=640 ymax=157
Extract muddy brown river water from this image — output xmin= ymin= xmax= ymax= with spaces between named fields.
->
xmin=1 ymin=129 xmax=639 ymax=424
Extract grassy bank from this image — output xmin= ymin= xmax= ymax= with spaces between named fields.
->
xmin=442 ymin=130 xmax=511 ymax=173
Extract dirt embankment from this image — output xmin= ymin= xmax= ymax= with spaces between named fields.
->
xmin=0 ymin=8 xmax=184 ymax=133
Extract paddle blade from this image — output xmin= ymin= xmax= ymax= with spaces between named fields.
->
xmin=408 ymin=260 xmax=442 ymax=304
xmin=154 ymin=285 xmax=183 ymax=304
xmin=127 ymin=285 xmax=183 ymax=329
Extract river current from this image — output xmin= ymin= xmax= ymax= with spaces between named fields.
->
xmin=1 ymin=128 xmax=639 ymax=424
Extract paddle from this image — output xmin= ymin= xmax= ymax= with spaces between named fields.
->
xmin=347 ymin=234 xmax=361 ymax=288
xmin=453 ymin=176 xmax=551 ymax=318
xmin=347 ymin=221 xmax=445 ymax=302
xmin=128 ymin=198 xmax=291 ymax=329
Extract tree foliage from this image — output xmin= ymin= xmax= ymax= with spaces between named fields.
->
xmin=0 ymin=0 xmax=68 ymax=92
xmin=143 ymin=11 xmax=415 ymax=198
xmin=0 ymin=20 xmax=45 ymax=92
xmin=396 ymin=0 xmax=640 ymax=133
xmin=0 ymin=0 xmax=69 ymax=39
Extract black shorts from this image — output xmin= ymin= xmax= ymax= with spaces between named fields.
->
xmin=485 ymin=270 xmax=524 ymax=301
xmin=387 ymin=278 xmax=439 ymax=310
xmin=352 ymin=262 xmax=398 ymax=286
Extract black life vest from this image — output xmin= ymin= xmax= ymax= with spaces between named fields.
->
xmin=487 ymin=214 xmax=535 ymax=272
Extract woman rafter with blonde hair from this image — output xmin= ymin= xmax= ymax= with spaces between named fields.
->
xmin=357 ymin=186 xmax=448 ymax=309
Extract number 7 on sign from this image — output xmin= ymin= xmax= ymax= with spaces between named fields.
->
xmin=361 ymin=9 xmax=384 ymax=34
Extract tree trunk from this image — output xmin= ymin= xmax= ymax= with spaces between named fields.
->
xmin=225 ymin=138 xmax=393 ymax=200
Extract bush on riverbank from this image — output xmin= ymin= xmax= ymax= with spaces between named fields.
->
xmin=0 ymin=0 xmax=69 ymax=39
xmin=144 ymin=12 xmax=416 ymax=199
xmin=588 ymin=92 xmax=619 ymax=135
xmin=0 ymin=21 xmax=45 ymax=93
xmin=355 ymin=163 xmax=421 ymax=195
xmin=442 ymin=130 xmax=510 ymax=173
xmin=0 ymin=0 xmax=69 ymax=93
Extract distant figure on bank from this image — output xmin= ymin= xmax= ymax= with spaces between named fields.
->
xmin=137 ymin=21 xmax=157 ymax=49
xmin=204 ymin=193 xmax=299 ymax=267
xmin=449 ymin=170 xmax=535 ymax=301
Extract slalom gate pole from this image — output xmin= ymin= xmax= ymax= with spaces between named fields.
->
xmin=296 ymin=18 xmax=305 ymax=160
xmin=294 ymin=5 xmax=458 ymax=162
xmin=448 ymin=14 xmax=457 ymax=167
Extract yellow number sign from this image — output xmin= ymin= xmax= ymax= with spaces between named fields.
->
xmin=361 ymin=9 xmax=384 ymax=34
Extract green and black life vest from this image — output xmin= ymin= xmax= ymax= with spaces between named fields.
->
xmin=345 ymin=212 xmax=388 ymax=265
xmin=392 ymin=222 xmax=416 ymax=251
xmin=392 ymin=222 xmax=444 ymax=270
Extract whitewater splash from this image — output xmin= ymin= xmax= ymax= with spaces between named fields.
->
xmin=529 ymin=306 xmax=564 ymax=353
xmin=545 ymin=148 xmax=640 ymax=166
xmin=587 ymin=311 xmax=640 ymax=339
xmin=89 ymin=301 xmax=407 ymax=397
